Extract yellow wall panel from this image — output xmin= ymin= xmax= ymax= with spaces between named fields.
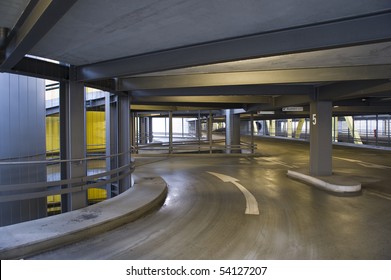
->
xmin=46 ymin=115 xmax=60 ymax=154
xmin=86 ymin=111 xmax=106 ymax=153
xmin=46 ymin=111 xmax=106 ymax=154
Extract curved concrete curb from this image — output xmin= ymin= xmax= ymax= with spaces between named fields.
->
xmin=287 ymin=170 xmax=361 ymax=193
xmin=0 ymin=176 xmax=167 ymax=259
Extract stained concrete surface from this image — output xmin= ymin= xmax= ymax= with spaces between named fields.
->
xmin=28 ymin=137 xmax=391 ymax=259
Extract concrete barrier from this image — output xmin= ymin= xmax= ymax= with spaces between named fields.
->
xmin=287 ymin=170 xmax=361 ymax=193
xmin=0 ymin=176 xmax=167 ymax=259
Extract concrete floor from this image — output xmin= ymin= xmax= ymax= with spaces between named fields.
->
xmin=29 ymin=137 xmax=391 ymax=259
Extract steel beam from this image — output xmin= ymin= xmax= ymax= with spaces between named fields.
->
xmin=333 ymin=106 xmax=391 ymax=114
xmin=132 ymin=95 xmax=272 ymax=104
xmin=131 ymin=84 xmax=313 ymax=97
xmin=273 ymin=95 xmax=312 ymax=108
xmin=119 ymin=65 xmax=391 ymax=90
xmin=1 ymin=0 xmax=77 ymax=70
xmin=10 ymin=57 xmax=69 ymax=80
xmin=77 ymin=12 xmax=391 ymax=81
xmin=319 ymin=80 xmax=391 ymax=100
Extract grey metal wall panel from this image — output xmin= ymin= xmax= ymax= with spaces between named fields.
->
xmin=0 ymin=73 xmax=47 ymax=226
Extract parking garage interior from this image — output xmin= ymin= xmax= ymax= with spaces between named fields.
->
xmin=1 ymin=0 xmax=391 ymax=265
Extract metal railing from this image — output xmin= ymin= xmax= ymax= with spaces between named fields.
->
xmin=0 ymin=152 xmax=134 ymax=203
xmin=133 ymin=139 xmax=257 ymax=155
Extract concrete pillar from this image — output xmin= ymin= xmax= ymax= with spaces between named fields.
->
xmin=266 ymin=120 xmax=276 ymax=136
xmin=295 ymin=119 xmax=305 ymax=139
xmin=0 ymin=73 xmax=47 ymax=226
xmin=287 ymin=119 xmax=293 ymax=138
xmin=208 ymin=111 xmax=213 ymax=154
xmin=169 ymin=112 xmax=173 ymax=153
xmin=197 ymin=111 xmax=202 ymax=142
xmin=345 ymin=116 xmax=363 ymax=144
xmin=139 ymin=117 xmax=147 ymax=144
xmin=60 ymin=80 xmax=87 ymax=212
xmin=332 ymin=117 xmax=339 ymax=142
xmin=225 ymin=109 xmax=241 ymax=154
xmin=148 ymin=117 xmax=153 ymax=143
xmin=250 ymin=114 xmax=255 ymax=154
xmin=105 ymin=93 xmax=119 ymax=198
xmin=118 ymin=94 xmax=131 ymax=193
xmin=130 ymin=113 xmax=137 ymax=152
xmin=310 ymin=101 xmax=332 ymax=176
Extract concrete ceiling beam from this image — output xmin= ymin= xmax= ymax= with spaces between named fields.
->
xmin=0 ymin=0 xmax=77 ymax=70
xmin=76 ymin=11 xmax=391 ymax=81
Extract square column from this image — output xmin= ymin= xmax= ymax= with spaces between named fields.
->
xmin=148 ymin=117 xmax=153 ymax=143
xmin=60 ymin=80 xmax=87 ymax=211
xmin=169 ymin=111 xmax=173 ymax=153
xmin=287 ymin=119 xmax=293 ymax=138
xmin=139 ymin=117 xmax=147 ymax=144
xmin=105 ymin=93 xmax=118 ymax=198
xmin=208 ymin=111 xmax=213 ymax=154
xmin=310 ymin=101 xmax=332 ymax=176
xmin=225 ymin=109 xmax=241 ymax=154
xmin=118 ymin=94 xmax=131 ymax=193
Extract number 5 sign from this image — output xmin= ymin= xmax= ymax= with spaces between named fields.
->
xmin=312 ymin=114 xmax=317 ymax=125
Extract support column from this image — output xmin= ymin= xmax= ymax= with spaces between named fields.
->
xmin=197 ymin=111 xmax=202 ymax=143
xmin=139 ymin=117 xmax=147 ymax=144
xmin=267 ymin=120 xmax=276 ymax=136
xmin=250 ymin=114 xmax=255 ymax=154
xmin=287 ymin=119 xmax=293 ymax=138
xmin=208 ymin=111 xmax=213 ymax=154
xmin=309 ymin=101 xmax=332 ymax=176
xmin=117 ymin=94 xmax=131 ymax=193
xmin=105 ymin=93 xmax=118 ymax=198
xmin=148 ymin=116 xmax=153 ymax=143
xmin=345 ymin=116 xmax=362 ymax=144
xmin=332 ymin=117 xmax=339 ymax=142
xmin=169 ymin=111 xmax=173 ymax=153
xmin=225 ymin=109 xmax=241 ymax=154
xmin=60 ymin=80 xmax=87 ymax=212
xmin=131 ymin=113 xmax=137 ymax=153
xmin=295 ymin=118 xmax=305 ymax=139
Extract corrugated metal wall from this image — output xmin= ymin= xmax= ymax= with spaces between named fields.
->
xmin=0 ymin=73 xmax=47 ymax=226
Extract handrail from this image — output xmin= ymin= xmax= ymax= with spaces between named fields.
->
xmin=0 ymin=163 xmax=134 ymax=192
xmin=0 ymin=162 xmax=134 ymax=203
xmin=0 ymin=168 xmax=133 ymax=203
xmin=0 ymin=151 xmax=131 ymax=165
xmin=133 ymin=140 xmax=257 ymax=154
xmin=0 ymin=151 xmax=135 ymax=204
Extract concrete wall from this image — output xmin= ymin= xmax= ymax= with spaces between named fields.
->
xmin=0 ymin=73 xmax=47 ymax=226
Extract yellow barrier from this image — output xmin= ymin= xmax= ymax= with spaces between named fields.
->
xmin=46 ymin=111 xmax=106 ymax=154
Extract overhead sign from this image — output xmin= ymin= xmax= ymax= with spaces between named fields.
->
xmin=257 ymin=111 xmax=275 ymax=115
xmin=282 ymin=107 xmax=303 ymax=112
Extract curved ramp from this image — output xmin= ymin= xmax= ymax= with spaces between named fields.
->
xmin=0 ymin=176 xmax=167 ymax=259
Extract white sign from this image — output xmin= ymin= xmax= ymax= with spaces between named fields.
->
xmin=282 ymin=107 xmax=303 ymax=112
xmin=257 ymin=111 xmax=275 ymax=115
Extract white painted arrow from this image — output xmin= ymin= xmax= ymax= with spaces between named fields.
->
xmin=207 ymin=172 xmax=259 ymax=215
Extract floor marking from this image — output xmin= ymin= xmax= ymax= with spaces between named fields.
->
xmin=365 ymin=190 xmax=391 ymax=201
xmin=207 ymin=172 xmax=259 ymax=215
xmin=261 ymin=158 xmax=298 ymax=169
xmin=334 ymin=157 xmax=391 ymax=169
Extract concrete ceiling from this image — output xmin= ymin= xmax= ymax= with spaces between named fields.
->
xmin=0 ymin=0 xmax=30 ymax=29
xmin=28 ymin=0 xmax=391 ymax=66
xmin=0 ymin=0 xmax=391 ymax=116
